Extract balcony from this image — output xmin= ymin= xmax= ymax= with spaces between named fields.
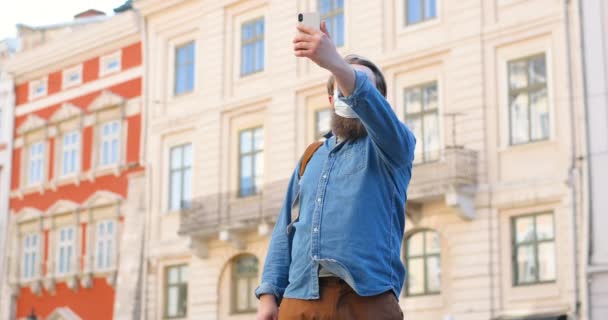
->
xmin=178 ymin=180 xmax=288 ymax=258
xmin=407 ymin=146 xmax=479 ymax=220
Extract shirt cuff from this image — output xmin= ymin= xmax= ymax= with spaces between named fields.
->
xmin=341 ymin=69 xmax=372 ymax=109
xmin=255 ymin=282 xmax=284 ymax=304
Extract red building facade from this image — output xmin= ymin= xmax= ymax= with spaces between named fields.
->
xmin=5 ymin=11 xmax=143 ymax=320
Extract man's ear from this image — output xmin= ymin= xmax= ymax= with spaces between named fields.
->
xmin=328 ymin=95 xmax=333 ymax=104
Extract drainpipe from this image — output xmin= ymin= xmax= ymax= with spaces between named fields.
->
xmin=563 ymin=0 xmax=582 ymax=319
xmin=136 ymin=8 xmax=151 ymax=320
xmin=575 ymin=0 xmax=594 ymax=319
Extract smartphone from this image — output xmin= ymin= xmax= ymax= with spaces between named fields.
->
xmin=298 ymin=12 xmax=320 ymax=31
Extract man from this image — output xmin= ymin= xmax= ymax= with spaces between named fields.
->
xmin=255 ymin=21 xmax=416 ymax=320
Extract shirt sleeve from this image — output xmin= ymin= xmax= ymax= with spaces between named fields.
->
xmin=342 ymin=69 xmax=416 ymax=169
xmin=254 ymin=161 xmax=301 ymax=304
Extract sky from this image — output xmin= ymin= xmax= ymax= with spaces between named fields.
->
xmin=0 ymin=0 xmax=126 ymax=40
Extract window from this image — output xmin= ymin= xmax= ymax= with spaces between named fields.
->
xmin=508 ymin=54 xmax=549 ymax=145
xmin=100 ymin=51 xmax=121 ymax=76
xmin=28 ymin=142 xmax=45 ymax=185
xmin=164 ymin=264 xmax=188 ymax=318
xmin=405 ymin=0 xmax=437 ymax=26
xmin=404 ymin=82 xmax=440 ymax=164
xmin=232 ymin=255 xmax=258 ymax=313
xmin=56 ymin=226 xmax=75 ymax=276
xmin=238 ymin=127 xmax=264 ymax=197
xmin=99 ymin=121 xmax=121 ymax=166
xmin=404 ymin=230 xmax=440 ymax=296
xmin=61 ymin=131 xmax=80 ymax=176
xmin=241 ymin=18 xmax=265 ymax=76
xmin=512 ymin=213 xmax=556 ymax=285
xmin=63 ymin=65 xmax=82 ymax=89
xmin=174 ymin=42 xmax=195 ymax=95
xmin=319 ymin=0 xmax=345 ymax=47
xmin=21 ymin=233 xmax=39 ymax=280
xmin=95 ymin=220 xmax=115 ymax=271
xmin=29 ymin=78 xmax=47 ymax=100
xmin=169 ymin=144 xmax=192 ymax=211
xmin=315 ymin=108 xmax=332 ymax=140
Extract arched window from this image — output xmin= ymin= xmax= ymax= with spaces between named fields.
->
xmin=404 ymin=230 xmax=441 ymax=296
xmin=231 ymin=255 xmax=259 ymax=313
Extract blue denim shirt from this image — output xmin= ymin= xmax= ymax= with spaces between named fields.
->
xmin=255 ymin=70 xmax=416 ymax=303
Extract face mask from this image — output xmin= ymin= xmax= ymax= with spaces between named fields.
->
xmin=333 ymin=87 xmax=359 ymax=119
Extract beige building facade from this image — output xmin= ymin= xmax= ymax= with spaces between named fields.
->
xmin=136 ymin=0 xmax=591 ymax=319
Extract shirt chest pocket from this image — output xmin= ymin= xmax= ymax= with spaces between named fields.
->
xmin=334 ymin=141 xmax=367 ymax=177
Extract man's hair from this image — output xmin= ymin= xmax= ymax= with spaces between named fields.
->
xmin=326 ymin=54 xmax=387 ymax=98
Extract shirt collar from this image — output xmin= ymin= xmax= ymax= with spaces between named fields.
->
xmin=323 ymin=131 xmax=334 ymax=139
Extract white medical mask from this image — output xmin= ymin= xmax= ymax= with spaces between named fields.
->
xmin=333 ymin=87 xmax=359 ymax=119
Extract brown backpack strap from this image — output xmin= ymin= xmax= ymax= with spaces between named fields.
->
xmin=299 ymin=141 xmax=323 ymax=179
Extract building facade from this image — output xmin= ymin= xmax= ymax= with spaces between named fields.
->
xmin=2 ymin=9 xmax=145 ymax=320
xmin=579 ymin=0 xmax=608 ymax=319
xmin=0 ymin=37 xmax=18 ymax=320
xmin=137 ymin=0 xmax=590 ymax=320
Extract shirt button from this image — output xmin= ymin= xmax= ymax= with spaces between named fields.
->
xmin=322 ymin=174 xmax=327 ymax=179
xmin=317 ymin=198 xmax=322 ymax=203
xmin=313 ymin=227 xmax=318 ymax=232
xmin=313 ymin=255 xmax=318 ymax=259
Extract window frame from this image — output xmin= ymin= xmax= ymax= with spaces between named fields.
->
xmin=507 ymin=53 xmax=549 ymax=146
xmin=164 ymin=264 xmax=188 ymax=319
xmin=404 ymin=229 xmax=441 ymax=297
xmin=318 ymin=0 xmax=345 ymax=47
xmin=29 ymin=77 xmax=48 ymax=100
xmin=94 ymin=219 xmax=116 ymax=272
xmin=99 ymin=51 xmax=122 ymax=77
xmin=238 ymin=126 xmax=264 ymax=198
xmin=60 ymin=130 xmax=81 ymax=177
xmin=55 ymin=226 xmax=76 ymax=277
xmin=62 ymin=64 xmax=83 ymax=89
xmin=511 ymin=212 xmax=557 ymax=286
xmin=240 ymin=17 xmax=265 ymax=77
xmin=314 ymin=108 xmax=332 ymax=141
xmin=173 ymin=41 xmax=196 ymax=96
xmin=404 ymin=0 xmax=438 ymax=26
xmin=231 ymin=255 xmax=259 ymax=314
xmin=98 ymin=120 xmax=121 ymax=167
xmin=403 ymin=81 xmax=440 ymax=164
xmin=168 ymin=143 xmax=193 ymax=211
xmin=27 ymin=141 xmax=45 ymax=185
xmin=21 ymin=233 xmax=39 ymax=281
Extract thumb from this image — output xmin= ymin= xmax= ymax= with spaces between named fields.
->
xmin=320 ymin=20 xmax=331 ymax=38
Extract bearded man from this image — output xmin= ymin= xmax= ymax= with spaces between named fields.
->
xmin=255 ymin=21 xmax=416 ymax=320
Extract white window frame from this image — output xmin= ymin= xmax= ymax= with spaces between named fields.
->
xmin=99 ymin=51 xmax=122 ymax=77
xmin=99 ymin=120 xmax=121 ymax=167
xmin=28 ymin=141 xmax=45 ymax=185
xmin=95 ymin=220 xmax=116 ymax=271
xmin=21 ymin=233 xmax=39 ymax=281
xmin=61 ymin=130 xmax=81 ymax=177
xmin=62 ymin=64 xmax=83 ymax=89
xmin=29 ymin=77 xmax=48 ymax=100
xmin=55 ymin=226 xmax=75 ymax=277
xmin=168 ymin=143 xmax=193 ymax=211
xmin=240 ymin=17 xmax=265 ymax=77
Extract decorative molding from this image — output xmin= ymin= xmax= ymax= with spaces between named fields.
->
xmin=29 ymin=279 xmax=42 ymax=296
xmin=49 ymin=102 xmax=84 ymax=123
xmin=16 ymin=114 xmax=47 ymax=135
xmin=43 ymin=276 xmax=56 ymax=294
xmin=188 ymin=237 xmax=208 ymax=259
xmin=46 ymin=200 xmax=79 ymax=217
xmin=105 ymin=271 xmax=117 ymax=287
xmin=80 ymin=273 xmax=93 ymax=288
xmin=219 ymin=230 xmax=245 ymax=250
xmin=66 ymin=275 xmax=79 ymax=291
xmin=257 ymin=222 xmax=271 ymax=236
xmin=83 ymin=190 xmax=123 ymax=209
xmin=88 ymin=90 xmax=126 ymax=112
xmin=16 ymin=207 xmax=43 ymax=223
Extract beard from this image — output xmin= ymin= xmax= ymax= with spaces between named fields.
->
xmin=330 ymin=111 xmax=368 ymax=141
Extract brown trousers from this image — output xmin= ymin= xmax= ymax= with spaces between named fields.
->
xmin=278 ymin=277 xmax=404 ymax=320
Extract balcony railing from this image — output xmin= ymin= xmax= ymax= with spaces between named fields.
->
xmin=407 ymin=146 xmax=479 ymax=219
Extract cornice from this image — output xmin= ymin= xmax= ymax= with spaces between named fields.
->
xmin=6 ymin=11 xmax=140 ymax=78
xmin=134 ymin=0 xmax=188 ymax=17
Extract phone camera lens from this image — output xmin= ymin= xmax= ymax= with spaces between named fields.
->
xmin=298 ymin=13 xmax=303 ymax=22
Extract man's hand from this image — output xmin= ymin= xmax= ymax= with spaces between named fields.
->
xmin=256 ymin=294 xmax=278 ymax=320
xmin=293 ymin=21 xmax=356 ymax=96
